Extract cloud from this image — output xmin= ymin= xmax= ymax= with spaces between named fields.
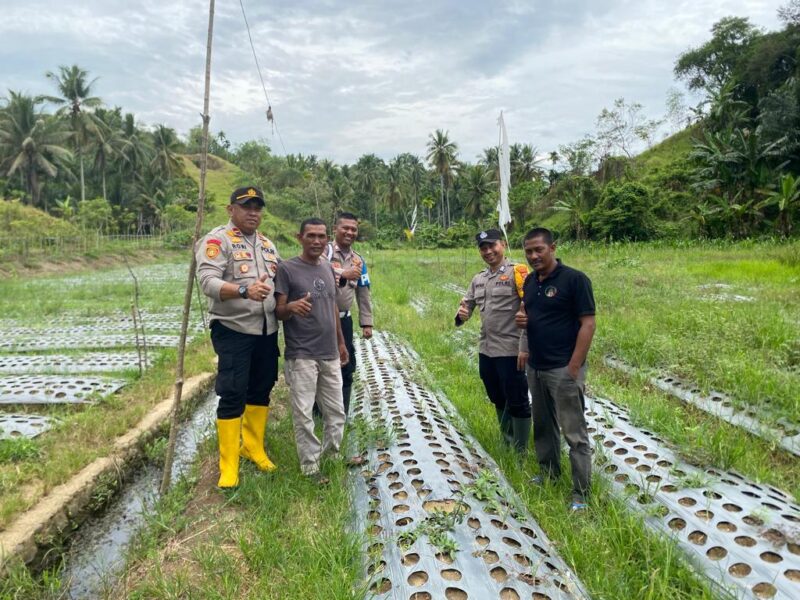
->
xmin=0 ymin=0 xmax=783 ymax=163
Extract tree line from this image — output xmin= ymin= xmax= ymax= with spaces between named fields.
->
xmin=2 ymin=4 xmax=800 ymax=243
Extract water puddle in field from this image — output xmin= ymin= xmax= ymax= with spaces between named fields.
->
xmin=59 ymin=390 xmax=217 ymax=599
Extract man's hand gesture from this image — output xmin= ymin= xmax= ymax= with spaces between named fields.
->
xmin=515 ymin=305 xmax=528 ymax=329
xmin=289 ymin=292 xmax=313 ymax=317
xmin=248 ymin=274 xmax=272 ymax=301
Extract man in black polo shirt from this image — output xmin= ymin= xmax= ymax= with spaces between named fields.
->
xmin=516 ymin=227 xmax=596 ymax=511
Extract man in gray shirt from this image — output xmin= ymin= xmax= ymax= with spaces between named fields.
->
xmin=275 ymin=218 xmax=349 ymax=483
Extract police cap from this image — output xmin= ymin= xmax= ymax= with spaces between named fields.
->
xmin=230 ymin=186 xmax=265 ymax=206
xmin=475 ymin=229 xmax=503 ymax=246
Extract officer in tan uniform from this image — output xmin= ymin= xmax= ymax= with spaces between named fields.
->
xmin=455 ymin=228 xmax=531 ymax=456
xmin=324 ymin=212 xmax=373 ymax=415
xmin=196 ymin=186 xmax=280 ymax=488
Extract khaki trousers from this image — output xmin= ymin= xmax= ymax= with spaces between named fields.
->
xmin=285 ymin=358 xmax=345 ymax=474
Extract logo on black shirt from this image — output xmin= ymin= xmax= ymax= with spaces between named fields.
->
xmin=544 ymin=286 xmax=558 ymax=298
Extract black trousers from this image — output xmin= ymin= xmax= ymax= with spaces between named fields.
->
xmin=340 ymin=315 xmax=356 ymax=388
xmin=210 ymin=320 xmax=279 ymax=419
xmin=478 ymin=353 xmax=531 ymax=419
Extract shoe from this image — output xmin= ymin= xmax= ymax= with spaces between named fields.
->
xmin=216 ymin=417 xmax=242 ymax=488
xmin=570 ymin=501 xmax=588 ymax=513
xmin=308 ymin=471 xmax=330 ymax=486
xmin=240 ymin=405 xmax=277 ymax=472
xmin=347 ymin=455 xmax=367 ymax=467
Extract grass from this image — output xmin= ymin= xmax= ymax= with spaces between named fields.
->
xmin=3 ymin=239 xmax=798 ymax=599
xmin=116 ymin=382 xmax=367 ymax=600
xmin=0 ymin=259 xmax=217 ymax=528
xmin=362 ymin=240 xmax=798 ymax=598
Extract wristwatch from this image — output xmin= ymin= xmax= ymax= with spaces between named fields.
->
xmin=238 ymin=284 xmax=248 ymax=299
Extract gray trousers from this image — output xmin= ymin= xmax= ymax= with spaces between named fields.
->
xmin=285 ymin=358 xmax=346 ymax=474
xmin=526 ymin=365 xmax=591 ymax=502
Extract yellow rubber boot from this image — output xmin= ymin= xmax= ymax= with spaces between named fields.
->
xmin=240 ymin=405 xmax=277 ymax=472
xmin=217 ymin=417 xmax=242 ymax=488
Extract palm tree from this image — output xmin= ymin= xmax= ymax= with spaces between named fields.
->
xmin=329 ymin=176 xmax=352 ymax=225
xmin=480 ymin=146 xmax=499 ymax=182
xmin=0 ymin=91 xmax=72 ymax=208
xmin=150 ymin=124 xmax=183 ymax=177
xmin=462 ymin=164 xmax=495 ymax=220
xmin=382 ymin=158 xmax=405 ymax=224
xmin=354 ymin=153 xmax=385 ymax=226
xmin=89 ymin=112 xmax=125 ymax=202
xmin=44 ymin=65 xmax=102 ymax=203
xmin=513 ymin=143 xmax=542 ymax=184
xmin=425 ymin=129 xmax=458 ymax=227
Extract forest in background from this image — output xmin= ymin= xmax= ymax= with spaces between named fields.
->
xmin=2 ymin=8 xmax=800 ymax=247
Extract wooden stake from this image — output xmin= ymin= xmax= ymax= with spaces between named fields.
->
xmin=160 ymin=0 xmax=215 ymax=496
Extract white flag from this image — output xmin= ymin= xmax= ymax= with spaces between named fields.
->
xmin=497 ymin=111 xmax=512 ymax=236
xmin=410 ymin=204 xmax=418 ymax=234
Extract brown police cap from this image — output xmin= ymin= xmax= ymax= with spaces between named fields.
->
xmin=230 ymin=186 xmax=265 ymax=206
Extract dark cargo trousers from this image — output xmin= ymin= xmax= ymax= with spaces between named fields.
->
xmin=210 ymin=320 xmax=279 ymax=419
xmin=526 ymin=365 xmax=591 ymax=502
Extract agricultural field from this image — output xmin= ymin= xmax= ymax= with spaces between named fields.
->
xmin=1 ymin=240 xmax=798 ymax=600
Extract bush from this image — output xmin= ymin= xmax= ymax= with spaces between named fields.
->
xmin=164 ymin=229 xmax=194 ymax=249
xmin=590 ymin=182 xmax=659 ymax=241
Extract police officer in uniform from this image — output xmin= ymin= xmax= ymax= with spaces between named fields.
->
xmin=196 ymin=186 xmax=281 ymax=488
xmin=455 ymin=229 xmax=531 ymax=456
xmin=324 ymin=212 xmax=373 ymax=415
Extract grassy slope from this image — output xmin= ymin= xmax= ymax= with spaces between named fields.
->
xmin=181 ymin=155 xmax=297 ymax=248
xmin=634 ymin=126 xmax=698 ymax=174
xmin=0 ymin=200 xmax=80 ymax=238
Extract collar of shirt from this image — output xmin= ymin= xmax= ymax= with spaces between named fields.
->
xmin=485 ymin=258 xmax=511 ymax=278
xmin=536 ymin=258 xmax=563 ymax=283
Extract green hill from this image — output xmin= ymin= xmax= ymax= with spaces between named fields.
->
xmin=634 ymin=125 xmax=699 ymax=173
xmin=0 ymin=200 xmax=80 ymax=238
xmin=182 ymin=154 xmax=297 ymax=247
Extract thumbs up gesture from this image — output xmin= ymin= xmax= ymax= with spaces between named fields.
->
xmin=456 ymin=299 xmax=470 ymax=322
xmin=247 ymin=273 xmax=273 ymax=301
xmin=290 ymin=291 xmax=313 ymax=317
xmin=515 ymin=303 xmax=528 ymax=329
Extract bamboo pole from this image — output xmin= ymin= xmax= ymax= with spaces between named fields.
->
xmin=160 ymin=0 xmax=215 ymax=496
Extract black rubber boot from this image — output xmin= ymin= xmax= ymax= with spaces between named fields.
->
xmin=495 ymin=406 xmax=513 ymax=445
xmin=511 ymin=417 xmax=532 ymax=456
xmin=342 ymin=385 xmax=352 ymax=417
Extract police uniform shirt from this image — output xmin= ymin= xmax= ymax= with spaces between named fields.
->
xmin=460 ymin=258 xmax=527 ymax=357
xmin=522 ymin=259 xmax=595 ymax=370
xmin=196 ymin=220 xmax=280 ymax=335
xmin=326 ymin=243 xmax=373 ymax=327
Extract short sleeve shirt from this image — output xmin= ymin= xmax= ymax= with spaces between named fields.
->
xmin=522 ymin=260 xmax=595 ymax=370
xmin=274 ymin=256 xmax=338 ymax=360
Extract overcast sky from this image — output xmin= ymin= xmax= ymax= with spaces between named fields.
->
xmin=0 ymin=0 xmax=784 ymax=164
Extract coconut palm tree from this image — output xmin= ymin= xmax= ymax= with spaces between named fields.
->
xmin=382 ymin=158 xmax=405 ymax=224
xmin=513 ymin=143 xmax=542 ymax=184
xmin=44 ymin=65 xmax=102 ymax=203
xmin=462 ymin=164 xmax=495 ymax=220
xmin=354 ymin=153 xmax=385 ymax=226
xmin=425 ymin=129 xmax=458 ymax=227
xmin=0 ymin=91 xmax=72 ymax=208
xmin=89 ymin=110 xmax=125 ymax=202
xmin=150 ymin=124 xmax=183 ymax=178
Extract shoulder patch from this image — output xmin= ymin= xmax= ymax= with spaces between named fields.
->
xmin=205 ymin=245 xmax=220 ymax=259
xmin=207 ymin=238 xmax=222 ymax=246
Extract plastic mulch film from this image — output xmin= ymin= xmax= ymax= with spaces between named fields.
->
xmin=350 ymin=332 xmax=590 ymax=600
xmin=604 ymin=356 xmax=800 ymax=458
xmin=0 ymin=352 xmax=151 ymax=374
xmin=0 ymin=334 xmax=182 ymax=352
xmin=586 ymin=395 xmax=800 ymax=599
xmin=0 ymin=375 xmax=126 ymax=404
xmin=0 ymin=413 xmax=53 ymax=439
